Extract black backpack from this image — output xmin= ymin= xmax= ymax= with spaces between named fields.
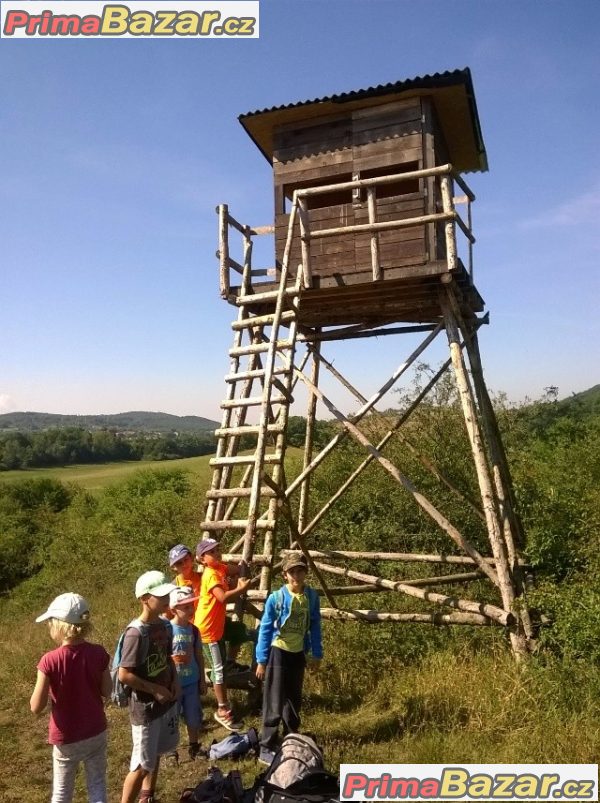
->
xmin=180 ymin=767 xmax=244 ymax=803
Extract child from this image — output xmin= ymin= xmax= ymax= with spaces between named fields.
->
xmin=119 ymin=571 xmax=179 ymax=803
xmin=169 ymin=544 xmax=202 ymax=603
xmin=169 ymin=586 xmax=207 ymax=760
xmin=255 ymin=553 xmax=323 ymax=765
xmin=30 ymin=592 xmax=111 ymax=803
xmin=196 ymin=537 xmax=250 ymax=730
xmin=170 ymin=542 xmax=251 ymax=673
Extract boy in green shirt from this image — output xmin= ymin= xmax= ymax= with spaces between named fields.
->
xmin=255 ymin=553 xmax=323 ymax=765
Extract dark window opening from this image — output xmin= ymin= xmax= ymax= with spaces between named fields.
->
xmin=283 ymin=173 xmax=354 ymax=212
xmin=356 ymin=161 xmax=420 ymax=201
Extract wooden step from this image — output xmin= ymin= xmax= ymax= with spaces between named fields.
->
xmin=224 ymin=367 xmax=289 ymax=383
xmin=201 ymin=519 xmax=277 ymax=531
xmin=220 ymin=395 xmax=288 ymax=409
xmin=205 ymin=487 xmax=278 ymax=499
xmin=214 ymin=423 xmax=285 ymax=437
xmin=237 ymin=287 xmax=298 ymax=305
xmin=232 ymin=310 xmax=296 ymax=330
xmin=229 ymin=341 xmax=294 ymax=357
xmin=210 ymin=454 xmax=282 ymax=467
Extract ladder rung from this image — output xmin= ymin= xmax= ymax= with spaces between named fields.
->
xmin=232 ymin=311 xmax=296 ymax=330
xmin=215 ymin=423 xmax=285 ymax=437
xmin=224 ymin=367 xmax=288 ymax=383
xmin=221 ymin=395 xmax=287 ymax=409
xmin=229 ymin=341 xmax=293 ymax=357
xmin=206 ymin=487 xmax=278 ymax=499
xmin=237 ymin=287 xmax=298 ymax=305
xmin=201 ymin=520 xmax=277 ymax=531
xmin=210 ymin=454 xmax=282 ymax=467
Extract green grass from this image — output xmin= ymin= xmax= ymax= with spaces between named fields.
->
xmin=0 ymin=455 xmax=215 ymax=492
xmin=3 ymin=443 xmax=599 ymax=801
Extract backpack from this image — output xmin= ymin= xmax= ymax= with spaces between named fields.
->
xmin=180 ymin=767 xmax=244 ymax=803
xmin=209 ymin=728 xmax=259 ymax=761
xmin=110 ymin=619 xmax=150 ymax=707
xmin=265 ymin=771 xmax=340 ymax=803
xmin=255 ymin=734 xmax=338 ymax=803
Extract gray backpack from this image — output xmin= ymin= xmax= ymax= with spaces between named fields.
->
xmin=255 ymin=734 xmax=323 ymax=803
xmin=110 ymin=619 xmax=150 ymax=707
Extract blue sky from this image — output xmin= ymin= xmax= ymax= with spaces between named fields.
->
xmin=1 ymin=0 xmax=599 ymax=420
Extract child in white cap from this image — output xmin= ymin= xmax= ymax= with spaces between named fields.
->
xmin=169 ymin=586 xmax=206 ymax=760
xmin=119 ymin=570 xmax=179 ymax=803
xmin=31 ymin=592 xmax=111 ymax=803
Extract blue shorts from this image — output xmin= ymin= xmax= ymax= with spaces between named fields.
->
xmin=179 ymin=683 xmax=202 ymax=730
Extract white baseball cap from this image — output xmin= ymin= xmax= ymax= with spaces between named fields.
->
xmin=169 ymin=586 xmax=199 ymax=608
xmin=135 ymin=570 xmax=176 ymax=599
xmin=35 ymin=592 xmax=90 ymax=625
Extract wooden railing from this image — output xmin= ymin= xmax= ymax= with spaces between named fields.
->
xmin=294 ymin=163 xmax=475 ymax=286
xmin=216 ymin=204 xmax=275 ymax=298
xmin=217 ymin=163 xmax=475 ymax=297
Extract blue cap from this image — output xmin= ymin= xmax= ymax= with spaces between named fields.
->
xmin=168 ymin=544 xmax=192 ymax=567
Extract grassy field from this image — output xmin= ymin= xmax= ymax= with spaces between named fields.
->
xmin=0 ymin=455 xmax=216 ymax=492
xmin=3 ymin=445 xmax=600 ymax=801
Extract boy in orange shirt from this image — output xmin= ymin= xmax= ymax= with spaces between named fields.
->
xmin=196 ymin=538 xmax=249 ymax=730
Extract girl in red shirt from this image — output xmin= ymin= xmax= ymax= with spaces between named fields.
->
xmin=30 ymin=593 xmax=111 ymax=803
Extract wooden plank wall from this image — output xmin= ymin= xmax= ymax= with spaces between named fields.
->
xmin=273 ymin=96 xmax=430 ymax=282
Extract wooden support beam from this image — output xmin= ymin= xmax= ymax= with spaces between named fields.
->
xmin=440 ymin=288 xmax=525 ymax=654
xmin=294 ymin=367 xmax=499 ymax=585
xmin=263 ymin=471 xmax=338 ymax=609
xmin=314 ymin=561 xmax=512 ymax=626
xmin=320 ymin=609 xmax=497 ymax=626
xmin=273 ymin=324 xmax=443 ymax=509
xmin=296 ymin=323 xmax=440 ymax=344
xmin=280 ymin=548 xmax=525 ymax=566
xmin=298 ymin=340 xmax=320 ymax=535
xmin=245 ymin=585 xmax=381 ymax=600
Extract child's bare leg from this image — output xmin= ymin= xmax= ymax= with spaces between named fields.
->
xmin=213 ymin=681 xmax=228 ymax=708
xmin=120 ymin=767 xmax=147 ymax=803
xmin=140 ymin=761 xmax=159 ymax=798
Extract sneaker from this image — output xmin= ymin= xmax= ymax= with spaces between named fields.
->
xmin=258 ymin=747 xmax=275 ymax=767
xmin=213 ymin=707 xmax=243 ymax=731
xmin=165 ymin=750 xmax=179 ymax=767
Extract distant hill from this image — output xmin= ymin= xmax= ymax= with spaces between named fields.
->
xmin=557 ymin=384 xmax=600 ymax=416
xmin=0 ymin=411 xmax=219 ymax=434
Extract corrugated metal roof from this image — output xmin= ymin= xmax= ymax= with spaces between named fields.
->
xmin=238 ymin=68 xmax=488 ymax=173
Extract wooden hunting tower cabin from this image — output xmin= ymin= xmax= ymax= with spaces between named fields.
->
xmin=225 ymin=68 xmax=487 ymax=327
xmin=209 ymin=69 xmax=534 ymax=657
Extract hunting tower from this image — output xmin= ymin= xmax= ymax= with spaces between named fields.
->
xmin=203 ymin=69 xmax=534 ymax=657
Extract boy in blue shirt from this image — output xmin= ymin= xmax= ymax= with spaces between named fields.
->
xmin=169 ymin=586 xmax=206 ymax=760
xmin=255 ymin=553 xmax=323 ymax=764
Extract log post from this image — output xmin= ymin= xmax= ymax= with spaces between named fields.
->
xmin=440 ymin=287 xmax=529 ymax=657
xmin=218 ymin=204 xmax=230 ymax=298
xmin=298 ymin=340 xmax=320 ymax=535
xmin=367 ymin=187 xmax=382 ymax=280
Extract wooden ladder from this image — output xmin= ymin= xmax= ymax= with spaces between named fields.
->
xmin=201 ymin=200 xmax=304 ymax=583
